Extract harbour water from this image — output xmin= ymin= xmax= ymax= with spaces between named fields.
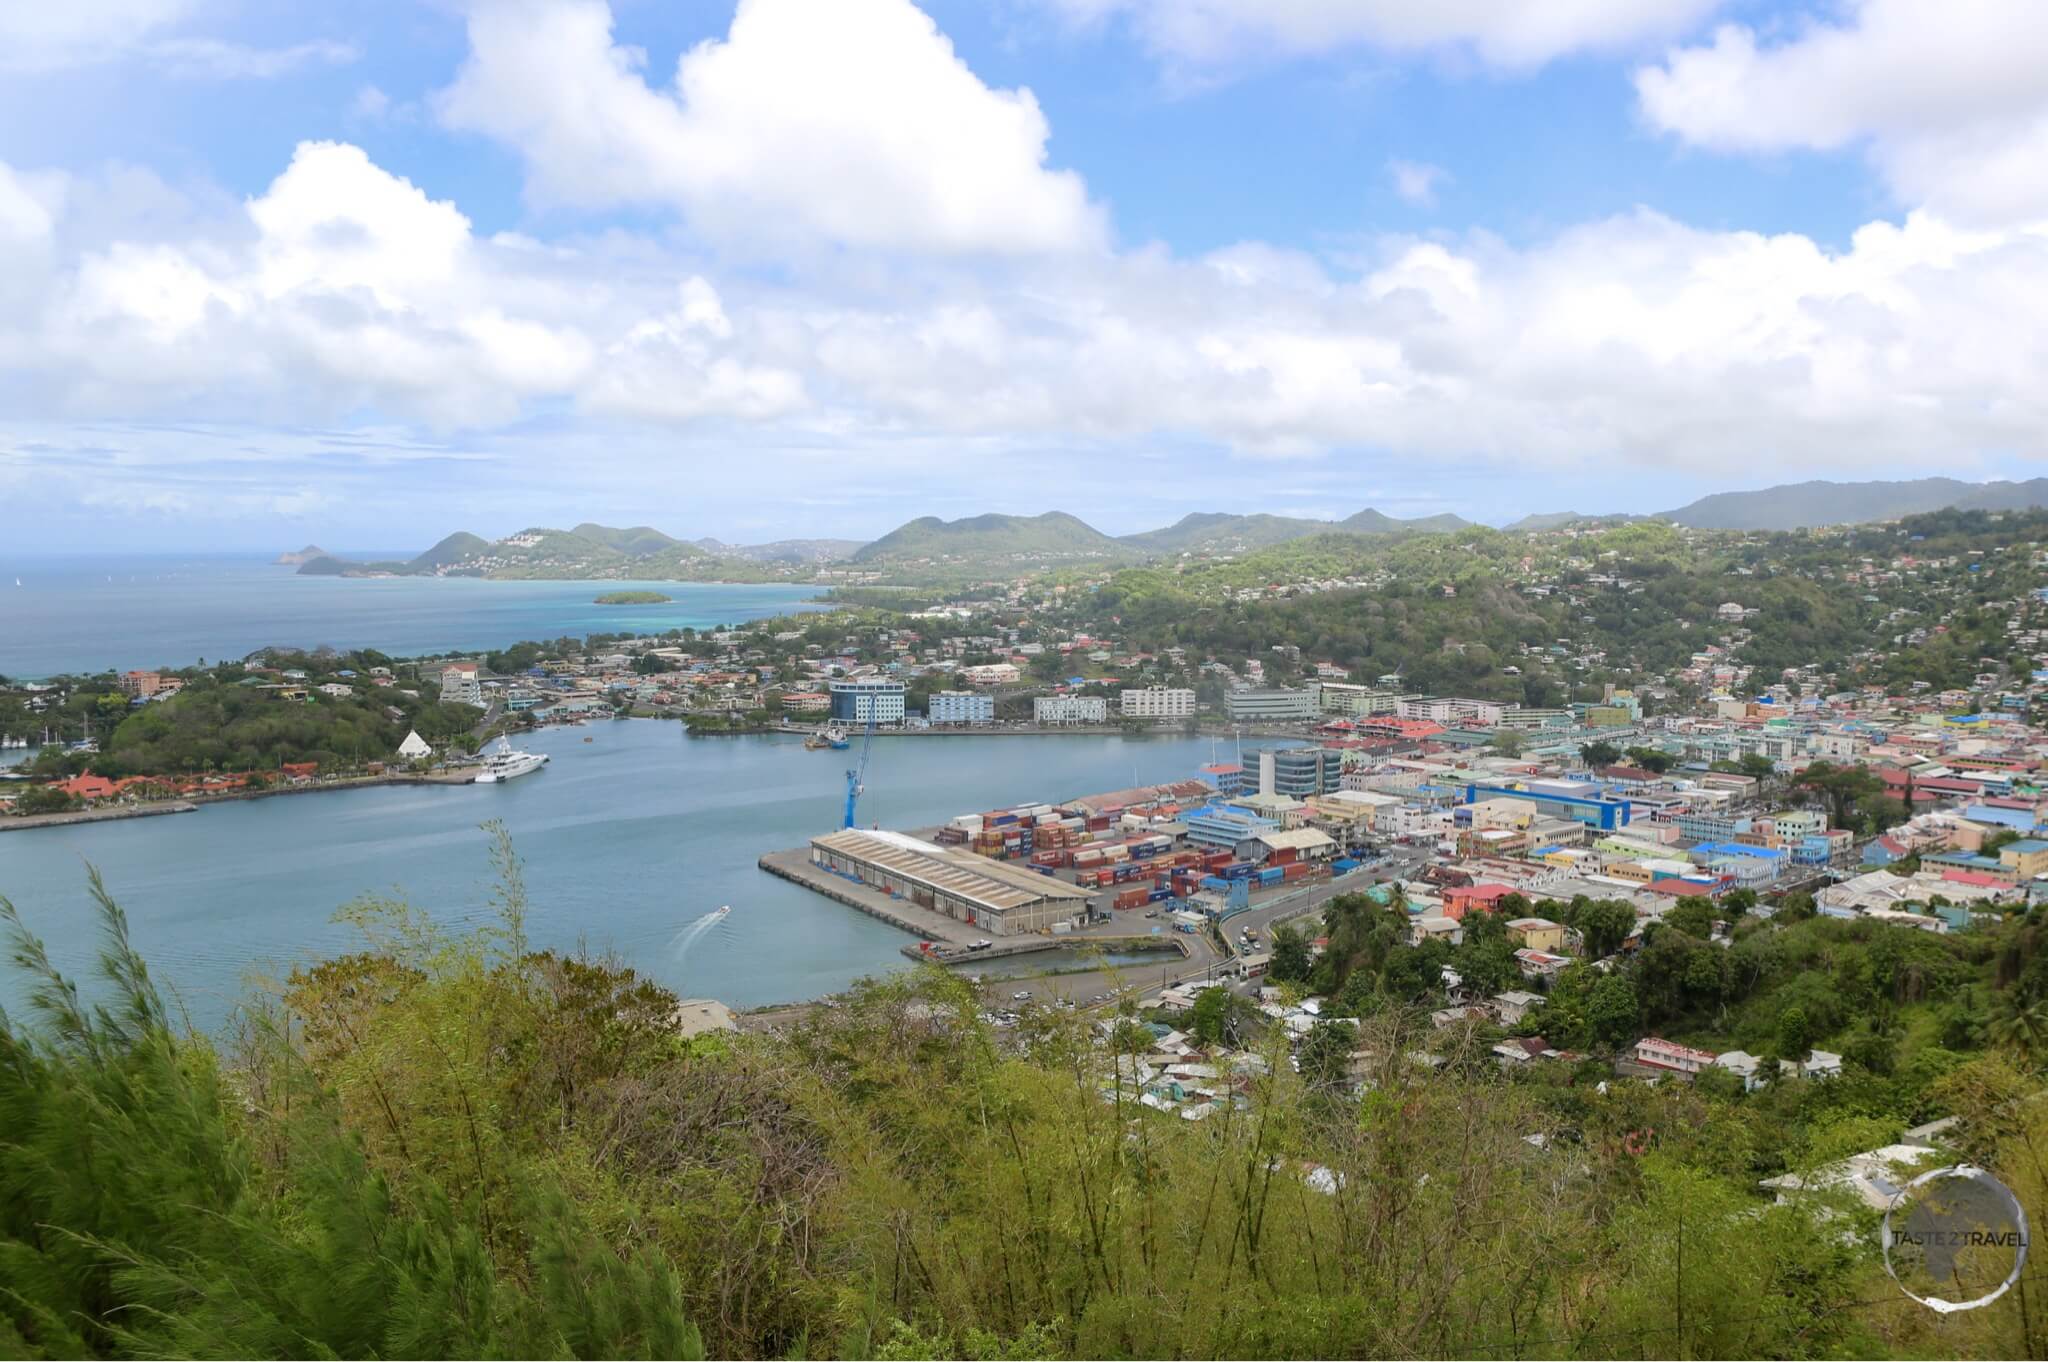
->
xmin=0 ymin=555 xmax=825 ymax=677
xmin=0 ymin=723 xmax=1261 ymax=1032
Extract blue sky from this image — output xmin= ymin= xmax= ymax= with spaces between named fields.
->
xmin=3 ymin=0 xmax=2047 ymax=551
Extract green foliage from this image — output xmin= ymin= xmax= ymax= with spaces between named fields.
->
xmin=3 ymin=844 xmax=2047 ymax=1360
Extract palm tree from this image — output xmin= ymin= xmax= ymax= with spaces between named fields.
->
xmin=1989 ymin=994 xmax=2048 ymax=1069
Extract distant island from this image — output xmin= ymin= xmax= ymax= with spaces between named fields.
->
xmin=594 ymin=590 xmax=672 ymax=605
xmin=273 ymin=544 xmax=329 ymax=566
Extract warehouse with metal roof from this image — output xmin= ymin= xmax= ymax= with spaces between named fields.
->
xmin=809 ymin=828 xmax=1094 ymax=937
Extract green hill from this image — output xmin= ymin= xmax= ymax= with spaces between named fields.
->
xmin=1117 ymin=511 xmax=1335 ymax=554
xmin=407 ymin=531 xmax=493 ymax=571
xmin=1662 ymin=477 xmax=2048 ymax=530
xmin=569 ymin=523 xmax=700 ymax=557
xmin=1340 ymin=507 xmax=1473 ymax=534
xmin=850 ymin=511 xmax=1134 ymax=565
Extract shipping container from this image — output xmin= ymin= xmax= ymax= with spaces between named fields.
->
xmin=1332 ymin=858 xmax=1360 ymax=874
xmin=1148 ymin=888 xmax=1171 ymax=902
xmin=1258 ymin=867 xmax=1285 ymax=886
xmin=1282 ymin=863 xmax=1308 ymax=881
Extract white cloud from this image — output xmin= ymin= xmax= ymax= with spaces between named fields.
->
xmin=436 ymin=0 xmax=1104 ymax=255
xmin=0 ymin=1 xmax=359 ymax=79
xmin=152 ymin=36 xmax=359 ymax=80
xmin=7 ymin=138 xmax=2048 ymax=518
xmin=1388 ymin=159 xmax=1447 ymax=207
xmin=1635 ymin=0 xmax=2048 ymax=224
xmin=1048 ymin=0 xmax=1719 ymax=71
xmin=0 ymin=0 xmax=196 ymax=71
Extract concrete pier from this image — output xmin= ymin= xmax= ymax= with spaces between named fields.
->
xmin=757 ymin=846 xmax=975 ymax=945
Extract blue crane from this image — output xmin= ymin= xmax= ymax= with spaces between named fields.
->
xmin=842 ymin=708 xmax=879 ymax=828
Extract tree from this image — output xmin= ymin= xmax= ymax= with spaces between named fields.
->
xmin=1664 ymin=897 xmax=1717 ymax=940
xmin=1580 ymin=739 xmax=1622 ymax=768
xmin=1268 ymin=923 xmax=1312 ymax=983
xmin=1297 ymin=1018 xmax=1357 ymax=1091
xmin=1625 ymin=746 xmax=1676 ymax=774
xmin=1488 ymin=730 xmax=1525 ymax=758
xmin=1572 ymin=898 xmax=1636 ymax=960
xmin=13 ymin=784 xmax=75 ymax=816
xmin=1737 ymin=753 xmax=1776 ymax=780
xmin=1776 ymin=1004 xmax=1812 ymax=1060
xmin=1584 ymin=973 xmax=1640 ymax=1049
xmin=1188 ymin=986 xmax=1232 ymax=1046
xmin=1989 ymin=994 xmax=2048 ymax=1070
xmin=1797 ymin=761 xmax=1887 ymax=831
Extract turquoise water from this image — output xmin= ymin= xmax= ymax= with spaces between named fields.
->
xmin=0 ymin=725 xmax=1251 ymax=1031
xmin=0 ymin=555 xmax=823 ymax=677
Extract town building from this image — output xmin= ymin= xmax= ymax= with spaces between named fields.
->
xmin=1260 ymin=746 xmax=1343 ymax=798
xmin=118 ymin=671 xmax=170 ymax=699
xmin=1121 ymin=686 xmax=1196 ymax=720
xmin=829 ymin=677 xmax=907 ymax=725
xmin=1225 ymin=688 xmax=1316 ymax=722
xmin=1034 ymin=695 xmax=1107 ymax=724
xmin=439 ymin=663 xmax=483 ymax=707
xmin=928 ymin=691 xmax=994 ymax=725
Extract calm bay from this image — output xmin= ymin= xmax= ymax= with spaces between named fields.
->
xmin=0 ymin=723 xmax=1246 ymax=1031
xmin=0 ymin=554 xmax=825 ymax=678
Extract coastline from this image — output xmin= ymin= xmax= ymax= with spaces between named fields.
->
xmin=1 ymin=767 xmax=480 ymax=833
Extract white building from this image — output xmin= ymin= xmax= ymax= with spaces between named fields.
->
xmin=829 ymin=678 xmax=906 ymax=725
xmin=1224 ymin=688 xmax=1315 ymax=722
xmin=958 ymin=662 xmax=1021 ymax=686
xmin=440 ymin=663 xmax=483 ymax=707
xmin=928 ymin=691 xmax=994 ymax=725
xmin=1034 ymin=695 xmax=1107 ymax=724
xmin=1121 ymin=686 xmax=1196 ymax=720
xmin=1397 ymin=696 xmax=1506 ymax=727
xmin=1633 ymin=1037 xmax=1718 ymax=1076
xmin=397 ymin=729 xmax=433 ymax=760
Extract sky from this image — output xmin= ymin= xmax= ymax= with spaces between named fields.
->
xmin=5 ymin=0 xmax=2048 ymax=551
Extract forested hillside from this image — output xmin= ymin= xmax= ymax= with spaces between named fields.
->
xmin=1073 ymin=510 xmax=2048 ymax=698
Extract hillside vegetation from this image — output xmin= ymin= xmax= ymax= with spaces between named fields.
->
xmin=2 ymin=838 xmax=2044 ymax=1360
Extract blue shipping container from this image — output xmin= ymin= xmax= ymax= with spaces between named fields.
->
xmin=1258 ymin=867 xmax=1284 ymax=885
xmin=1148 ymin=889 xmax=1170 ymax=902
xmin=1333 ymin=858 xmax=1359 ymax=874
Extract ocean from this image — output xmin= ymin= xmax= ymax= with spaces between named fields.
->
xmin=0 ymin=724 xmax=1259 ymax=1033
xmin=0 ymin=554 xmax=825 ymax=678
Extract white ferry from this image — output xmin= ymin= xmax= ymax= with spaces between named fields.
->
xmin=474 ymin=736 xmax=549 ymax=783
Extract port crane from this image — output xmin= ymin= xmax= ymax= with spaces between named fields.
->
xmin=841 ymin=708 xmax=879 ymax=828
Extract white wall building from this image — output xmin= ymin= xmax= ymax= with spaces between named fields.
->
xmin=1034 ymin=695 xmax=1107 ymax=724
xmin=1121 ymin=686 xmax=1196 ymax=719
xmin=440 ymin=663 xmax=483 ymax=707
xmin=928 ymin=691 xmax=994 ymax=725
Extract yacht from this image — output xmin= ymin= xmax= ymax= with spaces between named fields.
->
xmin=474 ymin=736 xmax=549 ymax=783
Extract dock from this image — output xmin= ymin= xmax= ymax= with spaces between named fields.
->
xmin=0 ymin=801 xmax=199 ymax=833
xmin=758 ymin=846 xmax=976 ymax=945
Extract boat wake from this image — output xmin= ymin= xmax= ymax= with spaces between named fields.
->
xmin=669 ymin=905 xmax=732 ymax=962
